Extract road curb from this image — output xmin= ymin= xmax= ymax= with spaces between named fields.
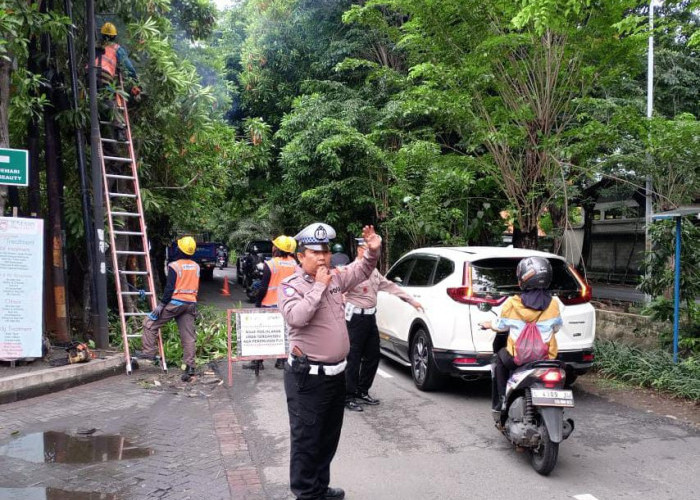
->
xmin=0 ymin=355 xmax=125 ymax=405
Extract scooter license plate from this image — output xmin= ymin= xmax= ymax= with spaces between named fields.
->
xmin=530 ymin=388 xmax=575 ymax=407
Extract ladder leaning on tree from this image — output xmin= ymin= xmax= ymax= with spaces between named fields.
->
xmin=97 ymin=76 xmax=166 ymax=374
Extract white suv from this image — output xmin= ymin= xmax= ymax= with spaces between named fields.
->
xmin=376 ymin=247 xmax=595 ymax=391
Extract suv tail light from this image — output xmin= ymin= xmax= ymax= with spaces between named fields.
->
xmin=559 ymin=265 xmax=592 ymax=305
xmin=446 ymin=263 xmax=506 ymax=305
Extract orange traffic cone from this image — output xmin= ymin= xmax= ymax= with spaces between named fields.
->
xmin=220 ymin=277 xmax=231 ymax=296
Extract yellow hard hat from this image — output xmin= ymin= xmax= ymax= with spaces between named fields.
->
xmin=177 ymin=236 xmax=196 ymax=256
xmin=272 ymin=235 xmax=296 ymax=254
xmin=101 ymin=22 xmax=118 ymax=37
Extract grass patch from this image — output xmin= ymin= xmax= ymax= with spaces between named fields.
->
xmin=593 ymin=340 xmax=700 ymax=401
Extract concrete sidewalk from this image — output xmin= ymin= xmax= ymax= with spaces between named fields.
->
xmin=0 ymin=359 xmax=269 ymax=499
xmin=0 ymin=348 xmax=125 ymax=404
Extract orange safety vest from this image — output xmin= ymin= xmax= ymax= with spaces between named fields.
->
xmin=169 ymin=259 xmax=200 ymax=303
xmin=261 ymin=257 xmax=296 ymax=307
xmin=95 ymin=43 xmax=119 ymax=86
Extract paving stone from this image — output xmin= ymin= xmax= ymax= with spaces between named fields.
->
xmin=0 ymin=374 xmax=267 ymax=499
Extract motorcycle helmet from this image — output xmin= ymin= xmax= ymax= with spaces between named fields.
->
xmin=516 ymin=256 xmax=552 ymax=290
xmin=331 ymin=243 xmax=345 ymax=254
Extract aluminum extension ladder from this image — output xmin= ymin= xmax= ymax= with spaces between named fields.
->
xmin=98 ymin=80 xmax=167 ymax=374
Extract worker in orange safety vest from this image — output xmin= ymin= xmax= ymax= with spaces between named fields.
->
xmin=136 ymin=236 xmax=200 ymax=381
xmin=243 ymin=235 xmax=297 ymax=371
xmin=95 ymin=22 xmax=140 ymax=141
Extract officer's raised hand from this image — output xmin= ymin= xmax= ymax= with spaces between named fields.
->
xmin=362 ymin=225 xmax=382 ymax=251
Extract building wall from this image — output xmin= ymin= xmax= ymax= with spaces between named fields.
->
xmin=563 ymin=218 xmax=645 ymax=282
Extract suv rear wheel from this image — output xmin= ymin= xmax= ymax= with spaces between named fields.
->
xmin=411 ymin=328 xmax=446 ymax=391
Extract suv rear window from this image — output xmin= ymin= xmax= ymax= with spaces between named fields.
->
xmin=470 ymin=258 xmax=580 ymax=300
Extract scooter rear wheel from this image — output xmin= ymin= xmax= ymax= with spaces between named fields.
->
xmin=530 ymin=424 xmax=559 ymax=475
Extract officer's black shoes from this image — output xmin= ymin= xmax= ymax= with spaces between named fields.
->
xmin=356 ymin=392 xmax=380 ymax=405
xmin=323 ymin=487 xmax=345 ymax=499
xmin=181 ymin=365 xmax=196 ymax=382
xmin=345 ymin=399 xmax=364 ymax=412
xmin=274 ymin=358 xmax=285 ymax=369
xmin=242 ymin=360 xmax=264 ymax=370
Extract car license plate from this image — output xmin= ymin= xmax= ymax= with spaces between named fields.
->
xmin=530 ymin=388 xmax=575 ymax=407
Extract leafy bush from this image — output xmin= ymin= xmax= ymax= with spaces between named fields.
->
xmin=594 ymin=340 xmax=700 ymax=401
xmin=110 ymin=305 xmax=234 ymax=367
xmin=639 ymin=219 xmax=700 ymax=356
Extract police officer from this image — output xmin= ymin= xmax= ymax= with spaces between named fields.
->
xmin=344 ymin=238 xmax=423 ymax=411
xmin=137 ymin=236 xmax=200 ymax=381
xmin=278 ymin=223 xmax=382 ymax=500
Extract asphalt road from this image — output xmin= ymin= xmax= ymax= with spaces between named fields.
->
xmin=228 ymin=357 xmax=699 ymax=500
xmin=201 ymin=266 xmax=700 ymax=500
xmin=199 ymin=267 xmax=250 ymax=310
xmin=0 ymin=267 xmax=697 ymax=499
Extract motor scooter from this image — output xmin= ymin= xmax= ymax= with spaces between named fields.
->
xmin=245 ymin=261 xmax=265 ymax=302
xmin=480 ymin=304 xmax=574 ymax=475
xmin=217 ymin=255 xmax=226 ymax=270
xmin=496 ymin=358 xmax=575 ymax=475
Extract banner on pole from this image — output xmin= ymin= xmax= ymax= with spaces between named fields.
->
xmin=0 ymin=217 xmax=44 ymax=359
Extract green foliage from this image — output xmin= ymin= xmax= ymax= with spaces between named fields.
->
xmin=171 ymin=0 xmax=218 ymax=41
xmin=639 ymin=219 xmax=700 ymax=355
xmin=594 ymin=340 xmax=700 ymax=400
xmin=110 ymin=305 xmax=233 ymax=366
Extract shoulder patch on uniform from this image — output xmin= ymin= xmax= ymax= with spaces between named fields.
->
xmin=283 ymin=286 xmax=296 ymax=297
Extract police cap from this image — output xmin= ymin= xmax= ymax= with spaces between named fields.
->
xmin=294 ymin=223 xmax=336 ymax=251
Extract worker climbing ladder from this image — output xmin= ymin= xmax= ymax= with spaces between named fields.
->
xmin=98 ymin=78 xmax=166 ymax=374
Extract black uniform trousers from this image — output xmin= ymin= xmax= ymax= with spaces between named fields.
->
xmin=284 ymin=362 xmax=346 ymax=500
xmin=345 ymin=313 xmax=380 ymax=399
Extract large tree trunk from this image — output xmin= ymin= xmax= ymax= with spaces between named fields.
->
xmin=42 ymin=2 xmax=70 ymax=343
xmin=27 ymin=29 xmax=42 ymax=215
xmin=0 ymin=58 xmax=11 ymax=213
xmin=548 ymin=203 xmax=567 ymax=255
xmin=579 ymin=200 xmax=595 ymax=272
xmin=513 ymin=225 xmax=539 ymax=249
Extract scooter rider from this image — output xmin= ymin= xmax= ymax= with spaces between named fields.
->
xmin=480 ymin=256 xmax=563 ymax=413
xmin=216 ymin=245 xmax=228 ymax=267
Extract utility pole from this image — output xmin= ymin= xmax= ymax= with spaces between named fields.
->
xmin=644 ymin=1 xmax=660 ymax=303
xmin=645 ymin=1 xmax=655 ymax=251
xmin=65 ymin=0 xmax=98 ymax=331
xmin=87 ymin=0 xmax=110 ymax=347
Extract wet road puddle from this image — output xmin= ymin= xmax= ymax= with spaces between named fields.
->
xmin=0 ymin=487 xmax=117 ymax=499
xmin=0 ymin=431 xmax=153 ymax=463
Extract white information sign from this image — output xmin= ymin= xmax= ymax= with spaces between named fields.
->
xmin=236 ymin=309 xmax=287 ymax=358
xmin=0 ymin=217 xmax=44 ymax=359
